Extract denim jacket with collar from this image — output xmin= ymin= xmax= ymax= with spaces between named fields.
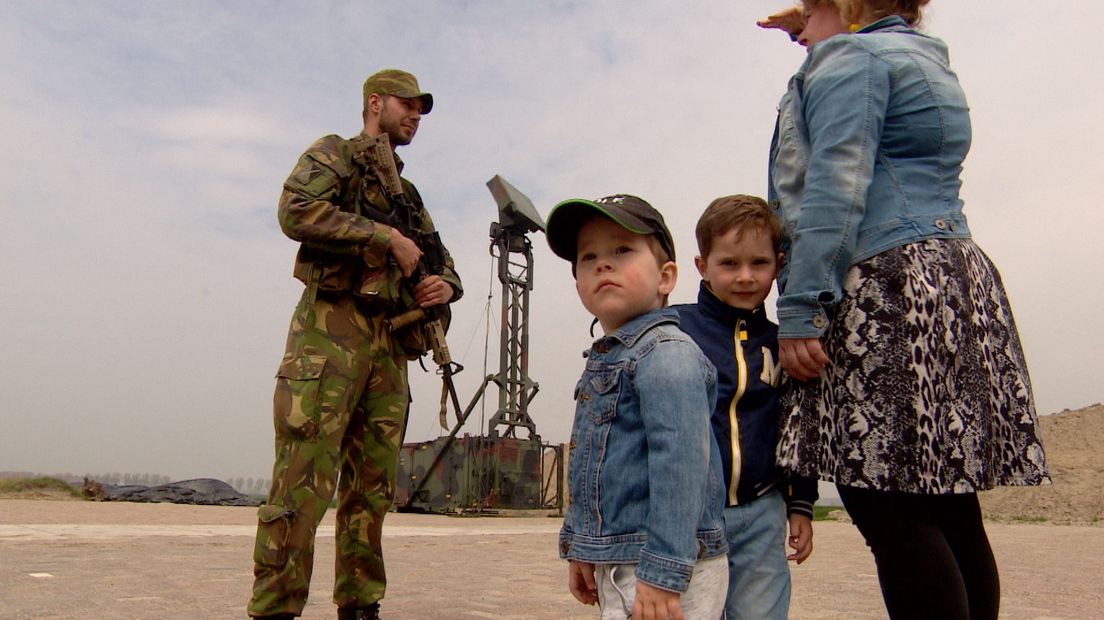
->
xmin=768 ymin=16 xmax=973 ymax=338
xmin=558 ymin=307 xmax=727 ymax=593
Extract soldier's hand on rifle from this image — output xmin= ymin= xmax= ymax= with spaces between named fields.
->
xmin=413 ymin=275 xmax=454 ymax=308
xmin=387 ymin=227 xmax=423 ymax=277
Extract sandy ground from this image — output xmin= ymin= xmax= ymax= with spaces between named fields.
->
xmin=0 ymin=499 xmax=1101 ymax=619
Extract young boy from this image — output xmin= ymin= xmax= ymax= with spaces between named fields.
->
xmin=546 ymin=194 xmax=728 ymax=620
xmin=674 ymin=195 xmax=818 ymax=620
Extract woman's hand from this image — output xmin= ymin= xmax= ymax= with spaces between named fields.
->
xmin=779 ymin=337 xmax=829 ymax=380
xmin=757 ymin=6 xmax=806 ymax=39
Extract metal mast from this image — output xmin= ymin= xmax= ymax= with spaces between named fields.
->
xmin=485 ymin=176 xmax=543 ymax=440
xmin=395 ymin=175 xmax=563 ymax=513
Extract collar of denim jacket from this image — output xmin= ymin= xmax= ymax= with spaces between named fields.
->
xmin=600 ymin=307 xmax=680 ymax=349
xmin=855 ymin=14 xmax=908 ymax=35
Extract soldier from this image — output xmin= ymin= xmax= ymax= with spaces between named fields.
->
xmin=248 ymin=69 xmax=462 ymax=620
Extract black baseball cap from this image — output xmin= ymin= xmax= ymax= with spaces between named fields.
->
xmin=545 ymin=194 xmax=676 ymax=264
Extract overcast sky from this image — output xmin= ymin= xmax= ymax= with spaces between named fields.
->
xmin=2 ymin=1 xmax=1101 ymax=482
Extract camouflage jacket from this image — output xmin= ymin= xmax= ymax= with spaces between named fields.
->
xmin=278 ymin=132 xmax=462 ymax=312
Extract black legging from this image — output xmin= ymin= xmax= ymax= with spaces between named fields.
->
xmin=837 ymin=485 xmax=999 ymax=620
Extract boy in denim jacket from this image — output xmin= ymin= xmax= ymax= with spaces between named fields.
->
xmin=674 ymin=195 xmax=818 ymax=620
xmin=546 ymin=194 xmax=728 ymax=620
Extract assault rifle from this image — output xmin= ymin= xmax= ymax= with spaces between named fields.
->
xmin=355 ymin=133 xmax=463 ymax=430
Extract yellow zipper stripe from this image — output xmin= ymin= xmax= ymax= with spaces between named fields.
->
xmin=728 ymin=321 xmax=748 ymax=505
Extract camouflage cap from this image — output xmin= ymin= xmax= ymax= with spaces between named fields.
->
xmin=363 ymin=69 xmax=433 ymax=114
xmin=546 ymin=194 xmax=676 ymax=264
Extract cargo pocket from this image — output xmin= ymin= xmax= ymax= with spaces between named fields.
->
xmin=273 ymin=354 xmax=326 ymax=439
xmin=253 ymin=504 xmax=294 ymax=568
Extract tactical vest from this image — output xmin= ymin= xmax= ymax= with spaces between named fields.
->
xmin=291 ymin=135 xmax=425 ymax=313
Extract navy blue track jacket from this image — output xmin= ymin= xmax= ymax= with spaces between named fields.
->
xmin=675 ymin=282 xmax=818 ymax=518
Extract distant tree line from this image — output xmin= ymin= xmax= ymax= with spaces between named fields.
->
xmin=227 ymin=478 xmax=271 ymax=496
xmin=9 ymin=472 xmax=271 ymax=496
xmin=76 ymin=472 xmax=173 ymax=486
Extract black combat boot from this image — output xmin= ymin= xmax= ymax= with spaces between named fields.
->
xmin=337 ymin=603 xmax=381 ymax=620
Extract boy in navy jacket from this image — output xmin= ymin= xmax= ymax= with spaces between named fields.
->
xmin=675 ymin=195 xmax=818 ymax=620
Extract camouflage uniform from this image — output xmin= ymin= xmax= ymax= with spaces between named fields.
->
xmin=248 ymin=131 xmax=461 ymax=617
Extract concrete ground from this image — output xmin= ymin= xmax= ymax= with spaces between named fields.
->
xmin=0 ymin=499 xmax=1101 ymax=619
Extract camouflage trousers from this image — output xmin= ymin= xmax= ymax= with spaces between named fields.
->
xmin=248 ymin=291 xmax=409 ymax=617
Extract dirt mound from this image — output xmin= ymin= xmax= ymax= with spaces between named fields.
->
xmin=980 ymin=404 xmax=1104 ymax=525
xmin=0 ymin=477 xmax=81 ymax=501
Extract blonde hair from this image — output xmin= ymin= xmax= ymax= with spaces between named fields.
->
xmin=805 ymin=0 xmax=930 ymax=27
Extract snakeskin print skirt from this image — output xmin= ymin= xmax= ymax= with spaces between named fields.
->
xmin=776 ymin=238 xmax=1050 ymax=494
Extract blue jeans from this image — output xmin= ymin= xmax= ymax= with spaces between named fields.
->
xmin=723 ymin=489 xmax=790 ymax=620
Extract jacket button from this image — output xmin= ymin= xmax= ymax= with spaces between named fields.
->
xmin=934 ymin=219 xmax=947 ymax=230
xmin=812 ymin=315 xmax=827 ymax=329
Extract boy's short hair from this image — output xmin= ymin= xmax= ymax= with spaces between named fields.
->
xmin=695 ymin=195 xmax=782 ymax=258
xmin=546 ymin=194 xmax=676 ymax=270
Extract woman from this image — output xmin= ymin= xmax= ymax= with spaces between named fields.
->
xmin=760 ymin=2 xmax=1050 ymax=619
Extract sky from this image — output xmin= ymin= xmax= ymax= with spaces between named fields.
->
xmin=2 ymin=1 xmax=1102 ymax=483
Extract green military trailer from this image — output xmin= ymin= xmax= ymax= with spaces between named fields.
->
xmin=394 ymin=436 xmax=563 ymax=513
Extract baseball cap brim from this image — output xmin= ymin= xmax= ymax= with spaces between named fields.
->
xmin=395 ymin=91 xmax=433 ymax=114
xmin=545 ymin=198 xmax=656 ymax=261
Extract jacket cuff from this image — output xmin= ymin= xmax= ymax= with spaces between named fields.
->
xmin=783 ymin=476 xmax=819 ymax=520
xmin=361 ymin=229 xmax=392 ymax=268
xmin=786 ymin=500 xmax=815 ymax=520
xmin=634 ymin=549 xmax=694 ymax=594
xmin=776 ymin=291 xmax=832 ymax=338
xmin=441 ymin=269 xmax=463 ymax=302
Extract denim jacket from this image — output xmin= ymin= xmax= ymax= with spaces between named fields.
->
xmin=768 ymin=16 xmax=973 ymax=338
xmin=558 ymin=308 xmax=727 ymax=593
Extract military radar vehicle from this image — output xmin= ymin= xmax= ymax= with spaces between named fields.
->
xmin=394 ymin=176 xmax=564 ymax=514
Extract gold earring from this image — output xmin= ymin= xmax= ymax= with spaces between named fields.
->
xmin=849 ymin=23 xmax=861 ymax=32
